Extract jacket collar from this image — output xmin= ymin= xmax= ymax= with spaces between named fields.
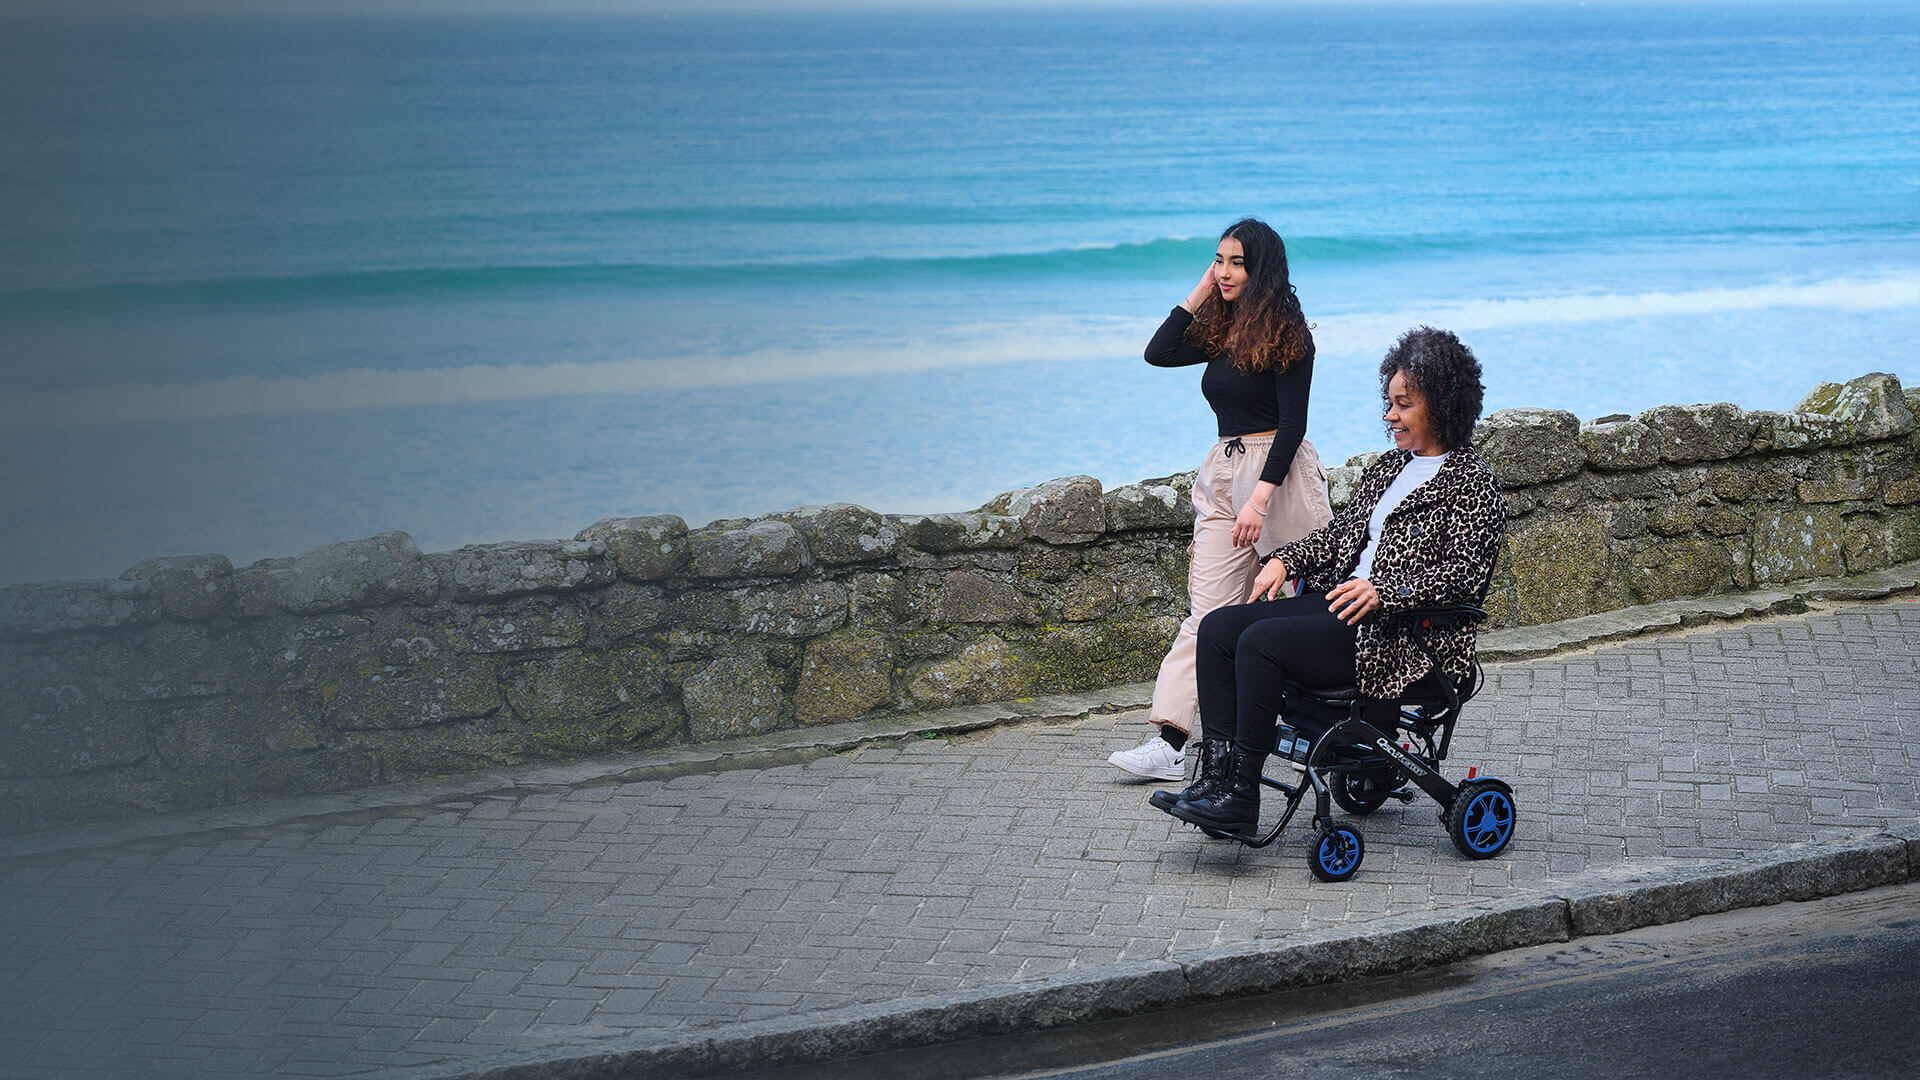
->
xmin=1377 ymin=446 xmax=1476 ymax=514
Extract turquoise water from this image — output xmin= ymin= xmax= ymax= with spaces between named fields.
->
xmin=1 ymin=3 xmax=1916 ymax=582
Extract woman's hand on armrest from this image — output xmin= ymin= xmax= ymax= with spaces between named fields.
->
xmin=1325 ymin=577 xmax=1381 ymax=626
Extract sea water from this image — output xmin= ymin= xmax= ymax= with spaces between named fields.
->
xmin=1 ymin=3 xmax=1916 ymax=583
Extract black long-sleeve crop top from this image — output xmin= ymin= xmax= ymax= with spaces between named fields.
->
xmin=1144 ymin=305 xmax=1314 ymax=486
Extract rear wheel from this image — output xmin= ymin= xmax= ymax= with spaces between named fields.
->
xmin=1308 ymin=823 xmax=1365 ymax=882
xmin=1446 ymin=779 xmax=1516 ymax=859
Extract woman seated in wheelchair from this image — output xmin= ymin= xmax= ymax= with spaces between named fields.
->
xmin=1158 ymin=326 xmax=1505 ymax=839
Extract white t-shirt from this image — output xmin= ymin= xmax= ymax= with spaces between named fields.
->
xmin=1352 ymin=452 xmax=1449 ymax=581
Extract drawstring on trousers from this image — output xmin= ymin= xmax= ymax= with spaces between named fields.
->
xmin=1223 ymin=436 xmax=1247 ymax=458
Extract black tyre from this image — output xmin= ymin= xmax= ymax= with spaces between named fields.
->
xmin=1330 ymin=772 xmax=1393 ymax=816
xmin=1446 ymin=779 xmax=1516 ymax=859
xmin=1308 ymin=823 xmax=1365 ymax=882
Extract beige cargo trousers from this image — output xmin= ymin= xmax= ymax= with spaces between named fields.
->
xmin=1148 ymin=433 xmax=1334 ymax=734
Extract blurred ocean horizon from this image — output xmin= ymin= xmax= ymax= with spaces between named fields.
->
xmin=1 ymin=3 xmax=1917 ymax=583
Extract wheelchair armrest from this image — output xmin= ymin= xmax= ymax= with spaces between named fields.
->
xmin=1386 ymin=605 xmax=1487 ymax=632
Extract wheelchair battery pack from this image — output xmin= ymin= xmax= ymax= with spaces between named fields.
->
xmin=1273 ymin=724 xmax=1312 ymax=764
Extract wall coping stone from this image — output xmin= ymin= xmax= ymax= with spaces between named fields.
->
xmin=1580 ymin=416 xmax=1664 ymax=471
xmin=0 ymin=577 xmax=159 ymax=639
xmin=432 ymin=539 xmax=615 ymax=602
xmin=228 ymin=530 xmax=438 ymax=616
xmin=120 ymin=554 xmax=235 ymax=622
xmin=980 ymin=474 xmax=1108 ymax=545
xmin=685 ymin=518 xmax=811 ymax=579
xmin=1798 ymin=372 xmax=1915 ymax=441
xmin=1101 ymin=474 xmax=1194 ymax=533
xmin=1637 ymin=402 xmax=1757 ymax=464
xmin=766 ymin=503 xmax=900 ymax=564
xmin=575 ymin=515 xmax=689 ymax=581
xmin=890 ymin=511 xmax=1027 ymax=552
xmin=1475 ymin=407 xmax=1584 ymax=486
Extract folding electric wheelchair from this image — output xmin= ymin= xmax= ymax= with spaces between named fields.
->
xmin=1182 ymin=604 xmax=1516 ymax=882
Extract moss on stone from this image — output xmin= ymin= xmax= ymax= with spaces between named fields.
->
xmin=794 ymin=631 xmax=894 ymax=724
xmin=1501 ymin=510 xmax=1630 ymax=625
xmin=1751 ymin=506 xmax=1846 ymax=584
xmin=1018 ymin=615 xmax=1179 ymax=694
xmin=1797 ymin=382 xmax=1845 ymax=415
xmin=906 ymin=634 xmax=1039 ymax=708
xmin=681 ymin=652 xmax=788 ymax=741
xmin=1627 ymin=537 xmax=1742 ymax=604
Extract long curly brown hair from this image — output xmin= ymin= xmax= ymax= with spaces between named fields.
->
xmin=1184 ymin=218 xmax=1312 ymax=374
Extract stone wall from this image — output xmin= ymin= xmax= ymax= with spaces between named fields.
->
xmin=2 ymin=372 xmax=1914 ymax=833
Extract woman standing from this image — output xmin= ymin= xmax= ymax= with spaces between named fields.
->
xmin=1106 ymin=218 xmax=1333 ymax=784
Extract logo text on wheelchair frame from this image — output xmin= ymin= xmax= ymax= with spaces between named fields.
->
xmin=1375 ymin=737 xmax=1432 ymax=777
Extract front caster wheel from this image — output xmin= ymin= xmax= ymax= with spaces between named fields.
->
xmin=1308 ymin=823 xmax=1365 ymax=882
xmin=1446 ymin=779 xmax=1516 ymax=859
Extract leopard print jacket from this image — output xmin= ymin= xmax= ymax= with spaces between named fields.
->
xmin=1267 ymin=447 xmax=1506 ymax=699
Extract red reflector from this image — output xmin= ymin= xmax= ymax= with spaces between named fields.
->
xmin=1467 ymin=766 xmax=1478 ymax=779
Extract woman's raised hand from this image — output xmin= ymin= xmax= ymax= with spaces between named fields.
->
xmin=1182 ymin=261 xmax=1217 ymax=313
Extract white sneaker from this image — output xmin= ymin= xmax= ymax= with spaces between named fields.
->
xmin=1107 ymin=735 xmax=1186 ymax=781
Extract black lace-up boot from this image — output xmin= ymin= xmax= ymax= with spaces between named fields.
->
xmin=1168 ymin=745 xmax=1267 ymax=838
xmin=1149 ymin=737 xmax=1231 ymax=812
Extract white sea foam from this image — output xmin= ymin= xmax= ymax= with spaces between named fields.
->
xmin=5 ymin=274 xmax=1916 ymax=430
xmin=1307 ymin=274 xmax=1920 ymax=357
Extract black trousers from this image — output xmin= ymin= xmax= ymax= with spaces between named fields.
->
xmin=1195 ymin=592 xmax=1359 ymax=757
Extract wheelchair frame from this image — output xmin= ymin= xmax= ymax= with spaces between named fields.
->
xmin=1191 ymin=605 xmax=1517 ymax=882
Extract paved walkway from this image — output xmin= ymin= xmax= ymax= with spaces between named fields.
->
xmin=2 ymin=599 xmax=1918 ymax=1079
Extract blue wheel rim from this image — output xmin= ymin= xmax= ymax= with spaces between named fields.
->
xmin=1318 ymin=829 xmax=1360 ymax=875
xmin=1462 ymin=791 xmax=1514 ymax=853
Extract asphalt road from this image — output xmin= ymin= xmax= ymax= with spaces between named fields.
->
xmin=741 ymin=880 xmax=1920 ymax=1080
